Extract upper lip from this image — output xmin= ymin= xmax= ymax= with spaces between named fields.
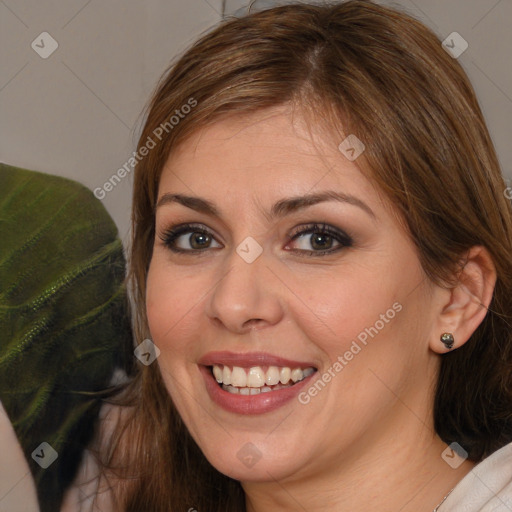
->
xmin=198 ymin=351 xmax=317 ymax=369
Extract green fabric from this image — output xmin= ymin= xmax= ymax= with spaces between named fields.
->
xmin=0 ymin=163 xmax=132 ymax=512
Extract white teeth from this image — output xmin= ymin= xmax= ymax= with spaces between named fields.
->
xmin=280 ymin=367 xmax=291 ymax=384
xmin=225 ymin=385 xmax=239 ymax=394
xmin=222 ymin=365 xmax=231 ymax=385
xmin=303 ymin=367 xmax=315 ymax=378
xmin=265 ymin=366 xmax=280 ymax=386
xmin=247 ymin=367 xmax=265 ymax=387
xmin=221 ymin=382 xmax=308 ymax=395
xmin=291 ymin=368 xmax=303 ymax=383
xmin=212 ymin=364 xmax=316 ymax=390
xmin=213 ymin=365 xmax=223 ymax=383
xmin=231 ymin=366 xmax=247 ymax=387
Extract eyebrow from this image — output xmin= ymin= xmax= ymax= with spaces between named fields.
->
xmin=156 ymin=190 xmax=375 ymax=220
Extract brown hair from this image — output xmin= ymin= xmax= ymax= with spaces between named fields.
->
xmin=98 ymin=1 xmax=512 ymax=510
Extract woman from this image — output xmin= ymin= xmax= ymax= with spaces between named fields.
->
xmin=62 ymin=1 xmax=512 ymax=510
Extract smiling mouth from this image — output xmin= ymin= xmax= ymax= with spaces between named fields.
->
xmin=210 ymin=364 xmax=317 ymax=395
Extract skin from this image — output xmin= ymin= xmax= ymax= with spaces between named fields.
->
xmin=0 ymin=402 xmax=39 ymax=512
xmin=145 ymin=105 xmax=496 ymax=511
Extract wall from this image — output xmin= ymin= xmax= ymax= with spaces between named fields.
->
xmin=1 ymin=0 xmax=511 ymax=242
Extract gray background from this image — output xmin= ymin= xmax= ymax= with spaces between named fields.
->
xmin=1 ymin=0 xmax=511 ymax=243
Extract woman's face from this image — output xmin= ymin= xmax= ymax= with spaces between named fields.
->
xmin=146 ymin=106 xmax=442 ymax=484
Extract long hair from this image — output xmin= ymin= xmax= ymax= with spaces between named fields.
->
xmin=99 ymin=1 xmax=512 ymax=510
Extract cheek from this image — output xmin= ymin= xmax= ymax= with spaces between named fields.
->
xmin=145 ymin=259 xmax=201 ymax=356
xmin=293 ymin=268 xmax=402 ymax=357
xmin=145 ymin=262 xmax=171 ymax=341
xmin=145 ymin=260 xmax=203 ymax=411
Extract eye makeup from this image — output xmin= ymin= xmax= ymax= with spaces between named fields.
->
xmin=158 ymin=221 xmax=354 ymax=257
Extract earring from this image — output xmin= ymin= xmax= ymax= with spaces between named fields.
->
xmin=440 ymin=333 xmax=455 ymax=350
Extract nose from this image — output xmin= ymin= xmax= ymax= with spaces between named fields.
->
xmin=205 ymin=247 xmax=284 ymax=334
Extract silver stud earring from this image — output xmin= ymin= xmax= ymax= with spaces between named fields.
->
xmin=440 ymin=333 xmax=455 ymax=350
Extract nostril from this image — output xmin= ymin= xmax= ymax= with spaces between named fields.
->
xmin=242 ymin=318 xmax=264 ymax=328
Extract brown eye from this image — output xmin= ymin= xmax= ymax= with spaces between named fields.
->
xmin=188 ymin=232 xmax=212 ymax=249
xmin=309 ymin=233 xmax=335 ymax=250
xmin=287 ymin=223 xmax=353 ymax=256
xmin=161 ymin=224 xmax=222 ymax=253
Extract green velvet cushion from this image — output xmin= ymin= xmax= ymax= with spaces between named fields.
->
xmin=0 ymin=163 xmax=132 ymax=512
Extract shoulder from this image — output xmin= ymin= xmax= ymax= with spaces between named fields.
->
xmin=439 ymin=442 xmax=512 ymax=511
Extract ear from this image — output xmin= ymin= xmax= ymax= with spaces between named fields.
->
xmin=430 ymin=246 xmax=497 ymax=354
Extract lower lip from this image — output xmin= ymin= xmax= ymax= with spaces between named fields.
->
xmin=200 ymin=365 xmax=315 ymax=415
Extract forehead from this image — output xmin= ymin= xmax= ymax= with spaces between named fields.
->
xmin=158 ymin=107 xmax=376 ymax=203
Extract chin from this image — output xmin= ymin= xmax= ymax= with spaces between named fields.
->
xmin=196 ymin=431 xmax=309 ymax=483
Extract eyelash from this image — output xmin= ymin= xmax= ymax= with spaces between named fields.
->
xmin=159 ymin=222 xmax=353 ymax=257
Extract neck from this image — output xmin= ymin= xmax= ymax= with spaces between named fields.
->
xmin=243 ymin=417 xmax=474 ymax=512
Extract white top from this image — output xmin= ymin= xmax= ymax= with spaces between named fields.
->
xmin=438 ymin=441 xmax=512 ymax=511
